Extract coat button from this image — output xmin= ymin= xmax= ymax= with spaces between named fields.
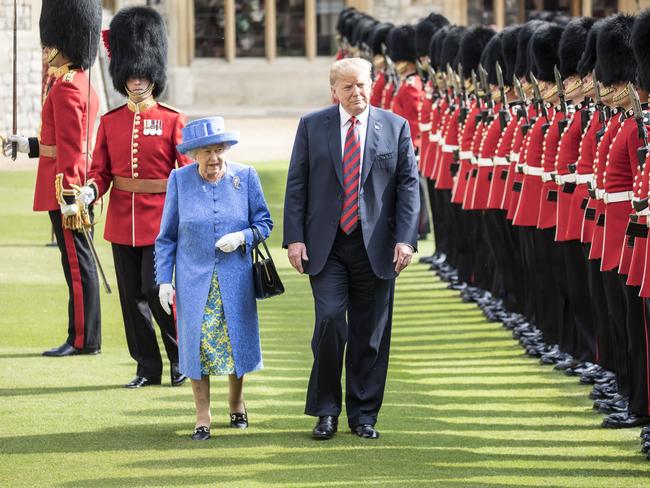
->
xmin=133 ymin=148 xmax=138 ymax=154
xmin=133 ymin=142 xmax=139 ymax=147
xmin=133 ymin=134 xmax=139 ymax=139
xmin=132 ymin=163 xmax=138 ymax=169
xmin=132 ymin=157 xmax=138 ymax=163
xmin=133 ymin=172 xmax=139 ymax=178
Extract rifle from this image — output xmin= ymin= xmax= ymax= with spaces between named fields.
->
xmin=513 ymin=77 xmax=531 ymax=135
xmin=457 ymin=63 xmax=469 ymax=124
xmin=446 ymin=63 xmax=458 ymax=112
xmin=478 ymin=64 xmax=492 ymax=124
xmin=554 ymin=65 xmax=568 ymax=132
xmin=592 ymin=69 xmax=609 ymax=143
xmin=530 ymin=73 xmax=549 ymax=126
xmin=496 ymin=61 xmax=510 ymax=130
xmin=629 ymin=83 xmax=649 ymax=169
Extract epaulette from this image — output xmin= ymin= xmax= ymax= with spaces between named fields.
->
xmin=62 ymin=70 xmax=77 ymax=83
xmin=158 ymin=102 xmax=181 ymax=113
xmin=103 ymin=104 xmax=127 ymax=117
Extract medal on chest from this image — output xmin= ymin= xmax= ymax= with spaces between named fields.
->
xmin=143 ymin=119 xmax=163 ymax=136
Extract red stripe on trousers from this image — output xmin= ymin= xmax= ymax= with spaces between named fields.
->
xmin=62 ymin=227 xmax=85 ymax=349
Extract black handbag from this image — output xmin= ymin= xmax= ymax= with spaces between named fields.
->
xmin=251 ymin=227 xmax=285 ymax=299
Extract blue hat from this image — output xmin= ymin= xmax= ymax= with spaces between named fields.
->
xmin=176 ymin=117 xmax=240 ymax=154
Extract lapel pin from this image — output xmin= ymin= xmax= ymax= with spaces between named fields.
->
xmin=374 ymin=123 xmax=380 ymax=130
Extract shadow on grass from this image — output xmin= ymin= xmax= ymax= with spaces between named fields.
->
xmin=0 ymin=384 xmax=122 ymax=397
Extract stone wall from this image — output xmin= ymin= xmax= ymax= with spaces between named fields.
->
xmin=0 ymin=0 xmax=42 ymax=139
xmin=371 ymin=0 xmax=448 ymax=24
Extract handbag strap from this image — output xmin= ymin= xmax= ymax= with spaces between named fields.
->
xmin=251 ymin=226 xmax=273 ymax=263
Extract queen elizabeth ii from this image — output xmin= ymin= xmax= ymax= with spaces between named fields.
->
xmin=155 ymin=117 xmax=273 ymax=440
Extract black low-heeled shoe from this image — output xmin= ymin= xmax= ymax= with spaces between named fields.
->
xmin=230 ymin=412 xmax=248 ymax=429
xmin=191 ymin=426 xmax=211 ymax=440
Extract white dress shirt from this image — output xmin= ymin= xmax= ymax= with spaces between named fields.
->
xmin=339 ymin=104 xmax=369 ymax=169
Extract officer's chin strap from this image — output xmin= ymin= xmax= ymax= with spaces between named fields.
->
xmin=125 ymin=83 xmax=155 ymax=104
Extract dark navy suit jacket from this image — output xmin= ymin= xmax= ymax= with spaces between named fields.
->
xmin=283 ymin=104 xmax=420 ymax=280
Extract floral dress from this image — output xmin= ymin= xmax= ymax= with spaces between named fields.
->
xmin=199 ymin=264 xmax=236 ymax=375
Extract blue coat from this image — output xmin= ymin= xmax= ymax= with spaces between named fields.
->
xmin=155 ymin=162 xmax=273 ymax=380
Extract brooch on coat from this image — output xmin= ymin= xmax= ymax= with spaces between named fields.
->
xmin=232 ymin=175 xmax=241 ymax=190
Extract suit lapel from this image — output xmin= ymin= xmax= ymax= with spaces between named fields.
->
xmin=360 ymin=106 xmax=379 ymax=189
xmin=327 ymin=107 xmax=344 ymax=188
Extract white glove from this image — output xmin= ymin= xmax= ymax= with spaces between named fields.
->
xmin=60 ymin=203 xmax=79 ymax=217
xmin=216 ymin=231 xmax=245 ymax=253
xmin=159 ymin=283 xmax=175 ymax=315
xmin=77 ymin=185 xmax=96 ymax=206
xmin=2 ymin=135 xmax=29 ymax=156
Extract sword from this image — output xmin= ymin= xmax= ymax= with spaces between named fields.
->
xmin=11 ymin=0 xmax=17 ymax=160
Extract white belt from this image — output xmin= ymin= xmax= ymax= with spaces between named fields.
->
xmin=524 ymin=165 xmax=544 ymax=176
xmin=429 ymin=133 xmax=437 ymax=142
xmin=542 ymin=171 xmax=555 ymax=183
xmin=595 ymin=188 xmax=605 ymax=200
xmin=638 ymin=208 xmax=650 ymax=216
xmin=493 ymin=156 xmax=509 ymax=166
xmin=442 ymin=144 xmax=459 ymax=153
xmin=419 ymin=122 xmax=432 ymax=132
xmin=555 ymin=173 xmax=576 ymax=185
xmin=510 ymin=153 xmax=520 ymax=163
xmin=575 ymin=173 xmax=593 ymax=185
xmin=477 ymin=157 xmax=493 ymax=167
xmin=603 ymin=190 xmax=634 ymax=204
xmin=459 ymin=151 xmax=474 ymax=160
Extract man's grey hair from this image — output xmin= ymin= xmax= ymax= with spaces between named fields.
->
xmin=329 ymin=58 xmax=372 ymax=86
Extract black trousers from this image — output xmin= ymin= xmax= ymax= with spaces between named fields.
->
xmin=562 ymin=240 xmax=596 ymax=363
xmin=518 ymin=226 xmax=538 ymax=327
xmin=621 ymin=280 xmax=649 ymax=416
xmin=602 ymin=269 xmax=630 ymax=397
xmin=484 ymin=210 xmax=521 ymax=312
xmin=306 ymin=228 xmax=395 ymax=427
xmin=49 ymin=210 xmax=101 ymax=350
xmin=112 ymin=244 xmax=178 ymax=378
xmin=583 ymin=248 xmax=615 ymax=371
xmin=532 ymin=228 xmax=562 ymax=345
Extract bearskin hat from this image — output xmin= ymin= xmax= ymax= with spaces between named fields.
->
xmin=458 ymin=25 xmax=496 ymax=79
xmin=500 ymin=25 xmax=521 ymax=85
xmin=370 ymin=22 xmax=394 ymax=57
xmin=596 ymin=13 xmax=636 ymax=86
xmin=480 ymin=32 xmax=504 ymax=86
xmin=576 ymin=19 xmax=604 ymax=78
xmin=559 ymin=17 xmax=595 ymax=78
xmin=340 ymin=11 xmax=364 ymax=42
xmin=351 ymin=16 xmax=377 ymax=48
xmin=336 ymin=7 xmax=357 ymax=35
xmin=40 ymin=0 xmax=102 ymax=70
xmin=440 ymin=26 xmax=465 ymax=71
xmin=358 ymin=18 xmax=379 ymax=51
xmin=428 ymin=26 xmax=449 ymax=71
xmin=632 ymin=9 xmax=650 ymax=91
xmin=530 ymin=23 xmax=564 ymax=82
xmin=108 ymin=6 xmax=168 ymax=98
xmin=415 ymin=13 xmax=449 ymax=58
xmin=515 ymin=20 xmax=545 ymax=79
xmin=388 ymin=25 xmax=417 ymax=63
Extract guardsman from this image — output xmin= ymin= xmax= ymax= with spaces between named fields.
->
xmin=369 ymin=23 xmax=393 ymax=108
xmin=4 ymin=0 xmax=102 ymax=356
xmin=595 ymin=14 xmax=650 ymax=429
xmin=552 ymin=17 xmax=599 ymax=374
xmin=84 ymin=7 xmax=191 ymax=388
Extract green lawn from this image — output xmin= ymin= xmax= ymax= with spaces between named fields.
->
xmin=1 ymin=166 xmax=649 ymax=487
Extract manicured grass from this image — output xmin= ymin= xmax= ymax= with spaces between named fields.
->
xmin=1 ymin=167 xmax=649 ymax=487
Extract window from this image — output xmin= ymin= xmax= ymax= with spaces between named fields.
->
xmin=468 ymin=0 xmax=495 ymax=25
xmin=194 ymin=0 xmax=226 ymax=58
xmin=278 ymin=0 xmax=306 ymax=56
xmin=317 ymin=0 xmax=344 ymax=56
xmin=591 ymin=0 xmax=617 ymax=17
xmin=235 ymin=0 xmax=266 ymax=57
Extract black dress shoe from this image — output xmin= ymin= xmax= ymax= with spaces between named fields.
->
xmin=191 ymin=426 xmax=211 ymax=441
xmin=230 ymin=412 xmax=248 ymax=429
xmin=351 ymin=424 xmax=380 ymax=439
xmin=124 ymin=376 xmax=162 ymax=388
xmin=641 ymin=441 xmax=650 ymax=454
xmin=312 ymin=416 xmax=338 ymax=440
xmin=42 ymin=343 xmax=100 ymax=356
xmin=170 ymin=363 xmax=188 ymax=387
xmin=602 ymin=412 xmax=650 ymax=429
xmin=643 ymin=426 xmax=650 ymax=436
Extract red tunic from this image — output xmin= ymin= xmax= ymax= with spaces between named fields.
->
xmin=451 ymin=101 xmax=479 ymax=204
xmin=370 ymin=72 xmax=387 ymax=108
xmin=588 ymin=112 xmax=624 ymax=260
xmin=435 ymin=107 xmax=461 ymax=190
xmin=423 ymin=97 xmax=447 ymax=179
xmin=554 ymin=106 xmax=584 ymax=241
xmin=462 ymin=110 xmax=488 ymax=210
xmin=381 ymin=80 xmax=395 ymax=111
xmin=472 ymin=105 xmax=502 ymax=210
xmin=89 ymin=101 xmax=191 ymax=247
xmin=392 ymin=74 xmax=423 ymax=149
xmin=417 ymin=82 xmax=434 ymax=174
xmin=537 ymin=110 xmax=566 ymax=229
xmin=601 ymin=115 xmax=639 ymax=273
xmin=513 ymin=108 xmax=556 ymax=227
xmin=487 ymin=106 xmax=518 ymax=210
xmin=629 ymin=110 xmax=650 ymax=289
xmin=33 ymin=65 xmax=99 ymax=211
xmin=505 ymin=105 xmax=537 ymax=220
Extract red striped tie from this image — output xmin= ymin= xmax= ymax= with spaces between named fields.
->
xmin=340 ymin=116 xmax=361 ymax=234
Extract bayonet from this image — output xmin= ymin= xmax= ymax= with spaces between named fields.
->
xmin=496 ymin=62 xmax=509 ymax=130
xmin=554 ymin=65 xmax=567 ymax=115
xmin=478 ymin=64 xmax=491 ymax=105
xmin=530 ymin=73 xmax=549 ymax=122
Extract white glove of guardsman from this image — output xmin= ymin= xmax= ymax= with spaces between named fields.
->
xmin=76 ymin=185 xmax=97 ymax=206
xmin=60 ymin=203 xmax=80 ymax=217
xmin=2 ymin=135 xmax=29 ymax=156
xmin=159 ymin=284 xmax=175 ymax=315
xmin=215 ymin=231 xmax=245 ymax=253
